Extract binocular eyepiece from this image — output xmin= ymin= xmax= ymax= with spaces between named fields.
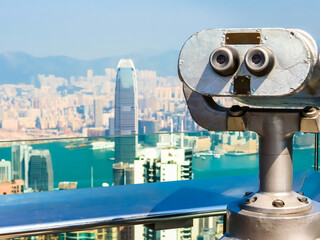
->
xmin=210 ymin=46 xmax=240 ymax=76
xmin=210 ymin=46 xmax=275 ymax=77
xmin=244 ymin=46 xmax=275 ymax=76
xmin=178 ymin=28 xmax=320 ymax=107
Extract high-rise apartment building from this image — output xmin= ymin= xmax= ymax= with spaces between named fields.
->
xmin=134 ymin=147 xmax=193 ymax=240
xmin=135 ymin=147 xmax=193 ymax=184
xmin=0 ymin=160 xmax=11 ymax=182
xmin=114 ymin=59 xmax=138 ymax=164
xmin=28 ymin=149 xmax=54 ymax=192
xmin=94 ymin=98 xmax=103 ymax=128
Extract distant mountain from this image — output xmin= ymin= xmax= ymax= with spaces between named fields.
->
xmin=0 ymin=50 xmax=180 ymax=85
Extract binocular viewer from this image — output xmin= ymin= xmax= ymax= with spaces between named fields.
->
xmin=179 ymin=29 xmax=320 ymax=239
xmin=178 ymin=28 xmax=320 ymax=107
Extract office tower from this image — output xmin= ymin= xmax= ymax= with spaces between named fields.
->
xmin=11 ymin=143 xmax=24 ymax=180
xmin=114 ymin=59 xmax=138 ymax=164
xmin=0 ymin=160 xmax=11 ymax=182
xmin=94 ymin=98 xmax=103 ymax=128
xmin=113 ymin=162 xmax=134 ymax=186
xmin=28 ymin=149 xmax=53 ymax=192
xmin=11 ymin=143 xmax=32 ymax=188
xmin=134 ymin=147 xmax=193 ymax=240
xmin=112 ymin=162 xmax=135 ymax=239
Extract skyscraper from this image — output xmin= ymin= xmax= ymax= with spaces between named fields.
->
xmin=94 ymin=98 xmax=103 ymax=128
xmin=11 ymin=143 xmax=32 ymax=187
xmin=113 ymin=162 xmax=134 ymax=186
xmin=0 ymin=160 xmax=11 ymax=182
xmin=114 ymin=59 xmax=138 ymax=164
xmin=28 ymin=149 xmax=53 ymax=192
xmin=11 ymin=143 xmax=24 ymax=180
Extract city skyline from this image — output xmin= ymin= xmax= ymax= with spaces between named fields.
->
xmin=0 ymin=2 xmax=319 ymax=239
xmin=0 ymin=60 xmax=195 ymax=141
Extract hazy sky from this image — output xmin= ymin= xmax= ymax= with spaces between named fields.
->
xmin=0 ymin=0 xmax=319 ymax=59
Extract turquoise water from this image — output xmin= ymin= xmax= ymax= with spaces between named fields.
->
xmin=0 ymin=142 xmax=115 ymax=188
xmin=0 ymin=142 xmax=315 ymax=189
xmin=193 ymin=148 xmax=314 ymax=179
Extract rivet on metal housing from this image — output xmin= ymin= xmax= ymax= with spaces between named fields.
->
xmin=302 ymin=106 xmax=318 ymax=118
xmin=272 ymin=199 xmax=285 ymax=208
xmin=297 ymin=197 xmax=309 ymax=204
xmin=245 ymin=197 xmax=257 ymax=204
xmin=229 ymin=105 xmax=245 ymax=117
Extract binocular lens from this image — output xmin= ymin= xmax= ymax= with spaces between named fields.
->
xmin=216 ymin=55 xmax=226 ymax=64
xmin=210 ymin=47 xmax=240 ymax=76
xmin=252 ymin=54 xmax=262 ymax=64
xmin=245 ymin=47 xmax=275 ymax=76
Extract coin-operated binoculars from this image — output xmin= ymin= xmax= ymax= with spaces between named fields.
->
xmin=178 ymin=28 xmax=320 ymax=239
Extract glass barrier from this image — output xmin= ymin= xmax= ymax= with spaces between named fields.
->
xmin=9 ymin=215 xmax=225 ymax=240
xmin=0 ymin=131 xmax=317 ymax=239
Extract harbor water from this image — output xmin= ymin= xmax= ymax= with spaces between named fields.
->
xmin=0 ymin=142 xmax=315 ymax=189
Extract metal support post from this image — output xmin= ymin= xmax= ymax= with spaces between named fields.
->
xmin=183 ymin=84 xmax=320 ymax=239
xmin=259 ymin=128 xmax=293 ymax=193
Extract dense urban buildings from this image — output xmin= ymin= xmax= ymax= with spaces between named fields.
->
xmin=0 ymin=56 xmax=212 ymax=141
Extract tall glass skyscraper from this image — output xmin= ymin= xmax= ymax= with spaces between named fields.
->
xmin=11 ymin=143 xmax=32 ymax=187
xmin=28 ymin=149 xmax=53 ymax=192
xmin=114 ymin=59 xmax=138 ymax=164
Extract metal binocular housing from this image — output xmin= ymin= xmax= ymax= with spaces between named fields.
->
xmin=178 ymin=28 xmax=320 ymax=107
xmin=178 ymin=28 xmax=320 ymax=240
